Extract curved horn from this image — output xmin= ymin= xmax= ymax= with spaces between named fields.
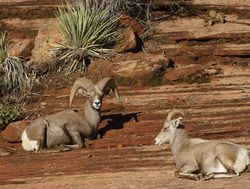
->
xmin=69 ymin=77 xmax=95 ymax=107
xmin=167 ymin=109 xmax=185 ymax=121
xmin=96 ymin=77 xmax=121 ymax=102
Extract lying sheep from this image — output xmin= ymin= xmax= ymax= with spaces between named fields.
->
xmin=21 ymin=77 xmax=121 ymax=152
xmin=154 ymin=109 xmax=249 ymax=180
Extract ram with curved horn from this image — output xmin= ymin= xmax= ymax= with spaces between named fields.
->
xmin=21 ymin=77 xmax=121 ymax=152
xmin=154 ymin=109 xmax=249 ymax=180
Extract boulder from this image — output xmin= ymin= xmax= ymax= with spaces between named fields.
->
xmin=8 ymin=38 xmax=34 ymax=59
xmin=113 ymin=14 xmax=145 ymax=53
xmin=118 ymin=14 xmax=145 ymax=35
xmin=113 ymin=28 xmax=139 ymax=53
xmin=88 ymin=54 xmax=172 ymax=85
xmin=29 ymin=18 xmax=63 ymax=69
xmin=112 ymin=54 xmax=172 ymax=84
xmin=0 ymin=120 xmax=31 ymax=143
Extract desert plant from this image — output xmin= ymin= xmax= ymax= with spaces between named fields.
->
xmin=0 ymin=31 xmax=31 ymax=94
xmin=0 ymin=103 xmax=19 ymax=131
xmin=0 ymin=31 xmax=7 ymax=59
xmin=121 ymin=0 xmax=153 ymax=25
xmin=87 ymin=0 xmax=122 ymax=18
xmin=53 ymin=0 xmax=119 ymax=75
xmin=87 ymin=0 xmax=153 ymax=26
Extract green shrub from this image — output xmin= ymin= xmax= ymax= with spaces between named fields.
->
xmin=54 ymin=1 xmax=118 ymax=75
xmin=0 ymin=104 xmax=19 ymax=131
xmin=0 ymin=31 xmax=31 ymax=94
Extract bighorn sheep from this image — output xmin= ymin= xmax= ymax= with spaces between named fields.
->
xmin=21 ymin=77 xmax=120 ymax=152
xmin=154 ymin=110 xmax=249 ymax=180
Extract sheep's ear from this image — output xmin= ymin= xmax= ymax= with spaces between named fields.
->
xmin=174 ymin=117 xmax=184 ymax=128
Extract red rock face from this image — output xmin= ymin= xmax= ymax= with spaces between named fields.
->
xmin=164 ymin=64 xmax=204 ymax=81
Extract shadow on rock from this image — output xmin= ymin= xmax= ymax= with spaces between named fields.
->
xmin=99 ymin=112 xmax=141 ymax=137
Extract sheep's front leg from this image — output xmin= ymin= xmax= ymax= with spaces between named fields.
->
xmin=36 ymin=146 xmax=71 ymax=154
xmin=203 ymin=171 xmax=239 ymax=180
xmin=64 ymin=131 xmax=85 ymax=149
xmin=175 ymin=162 xmax=201 ymax=180
xmin=175 ymin=172 xmax=202 ymax=180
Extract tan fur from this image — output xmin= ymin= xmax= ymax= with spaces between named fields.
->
xmin=155 ymin=110 xmax=249 ymax=180
xmin=22 ymin=77 xmax=120 ymax=152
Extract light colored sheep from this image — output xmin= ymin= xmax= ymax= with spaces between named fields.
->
xmin=21 ymin=77 xmax=120 ymax=152
xmin=154 ymin=109 xmax=249 ymax=180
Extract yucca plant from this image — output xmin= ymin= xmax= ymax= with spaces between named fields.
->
xmin=0 ymin=31 xmax=31 ymax=94
xmin=54 ymin=0 xmax=118 ymax=75
xmin=0 ymin=31 xmax=8 ymax=63
xmin=87 ymin=0 xmax=122 ymax=18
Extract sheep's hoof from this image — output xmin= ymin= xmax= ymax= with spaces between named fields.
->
xmin=175 ymin=171 xmax=180 ymax=178
xmin=193 ymin=174 xmax=202 ymax=180
xmin=64 ymin=144 xmax=84 ymax=149
xmin=203 ymin=173 xmax=214 ymax=181
xmin=60 ymin=146 xmax=71 ymax=152
xmin=175 ymin=171 xmax=201 ymax=180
